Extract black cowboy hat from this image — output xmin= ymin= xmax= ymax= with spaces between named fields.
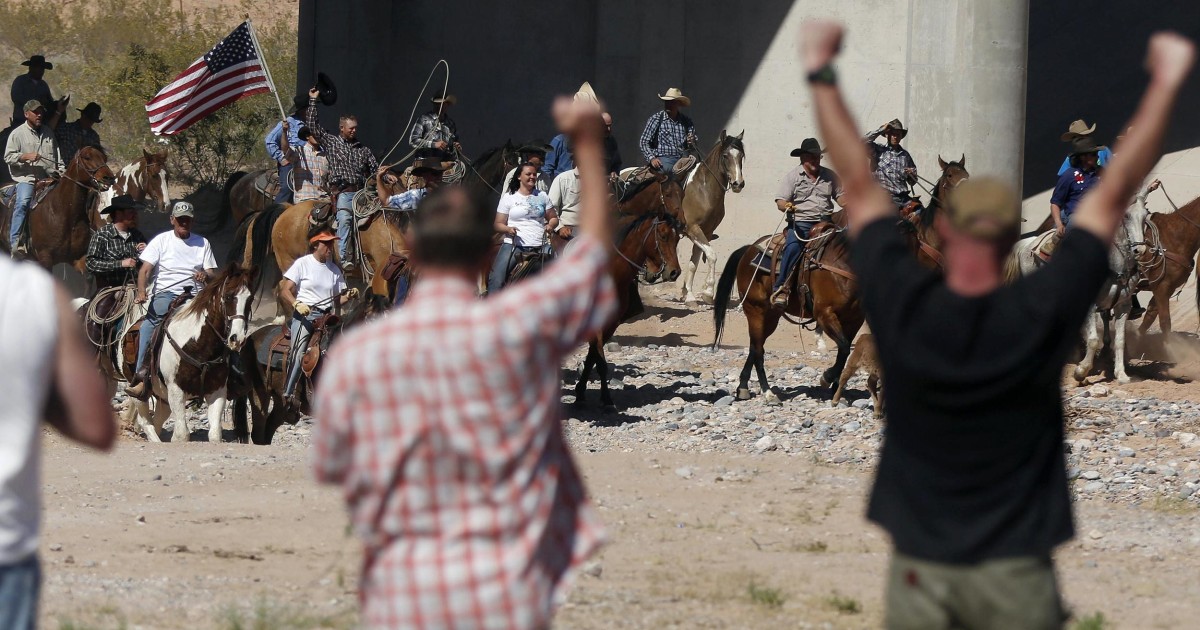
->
xmin=21 ymin=55 xmax=52 ymax=69
xmin=99 ymin=194 xmax=143 ymax=215
xmin=77 ymin=102 xmax=102 ymax=123
xmin=315 ymin=72 xmax=337 ymax=106
xmin=517 ymin=140 xmax=553 ymax=155
xmin=790 ymin=138 xmax=824 ymax=157
xmin=884 ymin=119 xmax=908 ymax=138
xmin=410 ymin=157 xmax=447 ymax=175
xmin=1069 ymin=136 xmax=1106 ymax=156
xmin=289 ymin=94 xmax=309 ymax=114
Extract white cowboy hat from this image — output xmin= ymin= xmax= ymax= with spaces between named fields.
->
xmin=657 ymin=87 xmax=691 ymax=107
xmin=574 ymin=81 xmax=599 ymax=103
xmin=431 ymin=94 xmax=457 ymax=105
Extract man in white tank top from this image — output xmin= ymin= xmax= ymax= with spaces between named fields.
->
xmin=0 ymin=256 xmax=115 ymax=629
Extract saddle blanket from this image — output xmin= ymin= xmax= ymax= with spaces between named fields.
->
xmin=255 ymin=324 xmax=286 ymax=371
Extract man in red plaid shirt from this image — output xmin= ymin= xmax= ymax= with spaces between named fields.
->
xmin=313 ymin=96 xmax=616 ymax=629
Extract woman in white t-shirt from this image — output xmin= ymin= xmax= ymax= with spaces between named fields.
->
xmin=280 ymin=229 xmax=357 ymax=401
xmin=486 ymin=163 xmax=559 ymax=294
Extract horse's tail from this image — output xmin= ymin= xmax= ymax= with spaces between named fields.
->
xmin=249 ymin=204 xmax=286 ymax=269
xmin=219 ymin=171 xmax=249 ymax=230
xmin=1002 ymin=246 xmax=1023 ymax=285
xmin=712 ymin=245 xmax=750 ymax=350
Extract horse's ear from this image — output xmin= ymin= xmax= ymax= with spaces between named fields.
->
xmin=720 ymin=129 xmax=727 ymax=140
xmin=143 ymin=148 xmax=153 ymax=161
xmin=737 ymin=130 xmax=744 ymax=139
xmin=938 ymin=155 xmax=948 ymax=170
xmin=959 ymin=154 xmax=966 ymax=168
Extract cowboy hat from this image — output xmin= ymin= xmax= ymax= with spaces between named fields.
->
xmin=1069 ymin=136 xmax=1106 ymax=156
xmin=431 ymin=94 xmax=458 ymax=105
xmin=289 ymin=93 xmax=309 ymax=114
xmin=574 ymin=81 xmax=599 ymax=103
xmin=315 ymin=72 xmax=337 ymax=106
xmin=1059 ymin=119 xmax=1096 ymax=142
xmin=790 ymin=138 xmax=824 ymax=157
xmin=883 ymin=119 xmax=908 ymax=138
xmin=99 ymin=194 xmax=142 ymax=215
xmin=21 ymin=55 xmax=52 ymax=69
xmin=309 ymin=230 xmax=339 ymax=244
xmin=410 ymin=157 xmax=447 ymax=175
xmin=657 ymin=87 xmax=691 ymax=107
xmin=517 ymin=140 xmax=553 ymax=155
xmin=77 ymin=102 xmax=103 ymax=122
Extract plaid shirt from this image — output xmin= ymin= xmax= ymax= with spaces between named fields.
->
xmin=286 ymin=142 xmax=330 ymax=202
xmin=305 ymin=98 xmax=378 ymax=188
xmin=408 ymin=111 xmax=458 ymax=149
xmin=55 ymin=121 xmax=101 ymax=163
xmin=865 ymin=131 xmax=917 ymax=196
xmin=638 ymin=110 xmax=697 ymax=162
xmin=85 ymin=223 xmax=146 ymax=287
xmin=313 ymin=236 xmax=616 ymax=630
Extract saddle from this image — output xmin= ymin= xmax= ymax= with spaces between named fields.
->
xmin=261 ymin=314 xmax=341 ymax=384
xmin=1032 ymin=230 xmax=1058 ymax=262
xmin=380 ymin=252 xmax=410 ymax=284
xmin=307 ymin=199 xmax=335 ymax=225
xmin=122 ymin=290 xmax=195 ymax=386
xmin=253 ymin=170 xmax=280 ymax=200
xmin=508 ymin=247 xmax=550 ymax=284
xmin=1 ymin=178 xmax=59 ymax=247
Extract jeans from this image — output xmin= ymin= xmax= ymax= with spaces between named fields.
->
xmin=336 ymin=191 xmax=355 ymax=261
xmin=8 ymin=182 xmax=34 ymax=249
xmin=275 ymin=163 xmax=294 ymax=204
xmin=773 ymin=220 xmax=817 ymax=292
xmin=0 ymin=554 xmax=40 ymax=630
xmin=657 ymin=155 xmax=680 ymax=173
xmin=136 ymin=291 xmax=179 ymax=371
xmin=487 ymin=243 xmax=546 ymax=294
xmin=393 ymin=275 xmax=411 ymax=307
xmin=284 ymin=310 xmax=321 ymax=398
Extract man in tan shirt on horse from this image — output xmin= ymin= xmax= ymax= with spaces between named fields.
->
xmin=4 ymin=100 xmax=63 ymax=254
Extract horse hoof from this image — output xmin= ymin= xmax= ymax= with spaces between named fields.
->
xmin=736 ymin=388 xmax=753 ymax=401
xmin=1116 ymin=374 xmax=1131 ymax=385
xmin=683 ymin=293 xmax=697 ymax=304
xmin=763 ymin=390 xmax=782 ymax=406
xmin=819 ymin=376 xmax=831 ymax=389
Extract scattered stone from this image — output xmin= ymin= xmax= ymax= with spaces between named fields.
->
xmin=136 ymin=515 xmax=146 ymax=524
xmin=604 ymin=342 xmax=620 ymax=353
xmin=582 ymin=561 xmax=603 ymax=578
xmin=851 ymin=399 xmax=871 ymax=410
xmin=842 ymin=421 xmax=862 ymax=432
xmin=1118 ymin=448 xmax=1136 ymax=458
xmin=1083 ymin=482 xmax=1105 ymax=492
xmin=49 ymin=543 xmax=63 ymax=552
xmin=715 ymin=395 xmax=734 ymax=407
xmin=674 ymin=467 xmax=694 ymax=480
xmin=1081 ymin=470 xmax=1101 ymax=480
xmin=755 ymin=435 xmax=777 ymax=453
xmin=1088 ymin=530 xmax=1104 ymax=540
xmin=1088 ymin=384 xmax=1110 ymax=398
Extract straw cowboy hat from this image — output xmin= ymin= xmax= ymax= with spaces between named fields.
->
xmin=790 ymin=138 xmax=824 ymax=157
xmin=1069 ymin=136 xmax=1106 ymax=157
xmin=574 ymin=81 xmax=599 ymax=103
xmin=431 ymin=94 xmax=458 ymax=105
xmin=658 ymin=87 xmax=691 ymax=107
xmin=21 ymin=55 xmax=53 ymax=69
xmin=1060 ymin=119 xmax=1097 ymax=142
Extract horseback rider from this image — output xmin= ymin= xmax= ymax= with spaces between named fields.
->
xmin=548 ymin=162 xmax=581 ymax=250
xmin=770 ymin=138 xmax=846 ymax=308
xmin=125 ymin=201 xmax=217 ymax=400
xmin=53 ymin=102 xmax=102 ymax=163
xmin=281 ymin=123 xmax=329 ymax=204
xmin=503 ymin=141 xmax=552 ymax=193
xmin=9 ymin=55 xmax=61 ymax=129
xmin=305 ymin=87 xmax=379 ymax=271
xmin=84 ymin=194 xmax=147 ymax=294
xmin=264 ymin=94 xmax=309 ymax=204
xmin=280 ymin=229 xmax=357 ymax=404
xmin=4 ymin=100 xmax=63 ymax=253
xmin=603 ymin=112 xmax=622 ymax=180
xmin=1051 ymin=136 xmax=1105 ymax=238
xmin=1057 ymin=119 xmax=1113 ymax=176
xmin=865 ymin=119 xmax=918 ymax=209
xmin=409 ymin=95 xmax=461 ymax=153
xmin=487 ymin=162 xmax=558 ymax=294
xmin=638 ymin=87 xmax=697 ymax=174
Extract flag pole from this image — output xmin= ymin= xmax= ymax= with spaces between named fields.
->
xmin=245 ymin=16 xmax=287 ymax=121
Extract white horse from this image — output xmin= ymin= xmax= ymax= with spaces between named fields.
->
xmin=1008 ymin=196 xmax=1150 ymax=384
xmin=126 ymin=265 xmax=255 ymax=443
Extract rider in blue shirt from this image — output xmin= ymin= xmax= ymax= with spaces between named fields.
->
xmin=1050 ymin=137 xmax=1104 ymax=235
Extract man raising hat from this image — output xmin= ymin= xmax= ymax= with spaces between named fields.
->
xmin=1056 ymin=119 xmax=1114 ymax=176
xmin=85 ymin=194 xmax=147 ymax=294
xmin=638 ymin=86 xmax=698 ymax=173
xmin=409 ymin=94 xmax=461 ymax=153
xmin=264 ymin=95 xmax=310 ymax=204
xmin=4 ymin=99 xmax=63 ymax=253
xmin=54 ymin=101 xmax=103 ymax=163
xmin=770 ymin=137 xmax=845 ymax=308
xmin=864 ymin=118 xmax=918 ymax=206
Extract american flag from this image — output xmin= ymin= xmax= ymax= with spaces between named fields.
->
xmin=145 ymin=22 xmax=272 ymax=136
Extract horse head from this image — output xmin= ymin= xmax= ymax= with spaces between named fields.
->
xmin=927 ymin=154 xmax=970 ymax=227
xmin=73 ymin=145 xmax=117 ymax=191
xmin=642 ymin=176 xmax=686 ymax=283
xmin=716 ymin=130 xmax=746 ymax=193
xmin=1123 ymin=193 xmax=1151 ymax=262
xmin=210 ymin=263 xmax=256 ymax=350
xmin=140 ymin=148 xmax=171 ymax=212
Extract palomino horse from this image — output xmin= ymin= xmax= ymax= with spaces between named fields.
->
xmin=1007 ymin=198 xmax=1150 ymax=384
xmin=574 ymin=174 xmax=687 ymax=411
xmin=0 ymin=145 xmax=116 ymax=268
xmin=125 ymin=264 xmax=256 ymax=443
xmin=1136 ymin=187 xmax=1200 ymax=335
xmin=678 ymin=131 xmax=746 ymax=303
xmin=713 ymin=223 xmax=862 ymax=403
xmin=96 ymin=148 xmax=171 ymax=215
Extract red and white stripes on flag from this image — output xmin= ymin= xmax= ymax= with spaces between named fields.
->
xmin=145 ymin=22 xmax=271 ymax=136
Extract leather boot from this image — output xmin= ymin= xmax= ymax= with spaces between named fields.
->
xmin=125 ymin=369 xmax=150 ymax=400
xmin=770 ymin=286 xmax=790 ymax=309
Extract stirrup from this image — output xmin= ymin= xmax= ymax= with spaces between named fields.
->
xmin=770 ymin=287 xmax=790 ymax=308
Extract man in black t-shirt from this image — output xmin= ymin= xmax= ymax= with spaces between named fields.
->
xmin=799 ymin=21 xmax=1194 ymax=629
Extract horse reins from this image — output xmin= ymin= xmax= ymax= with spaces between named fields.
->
xmin=612 ymin=183 xmax=685 ymax=279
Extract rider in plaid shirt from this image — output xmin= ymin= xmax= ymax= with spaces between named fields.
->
xmin=313 ymin=96 xmax=616 ymax=629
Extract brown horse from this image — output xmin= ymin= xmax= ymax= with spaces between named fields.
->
xmin=1137 ymin=191 xmax=1200 ymax=334
xmin=0 ymin=145 xmax=116 ymax=269
xmin=678 ymin=131 xmax=746 ymax=303
xmin=220 ymin=168 xmax=274 ymax=230
xmin=713 ymin=223 xmax=861 ymax=403
xmin=902 ymin=155 xmax=970 ymax=268
xmin=574 ymin=175 xmax=687 ymax=411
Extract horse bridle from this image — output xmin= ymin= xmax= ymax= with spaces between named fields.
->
xmin=690 ymin=139 xmax=742 ymax=192
xmin=613 ymin=183 xmax=686 ymax=279
xmin=59 ymin=150 xmax=114 ymax=193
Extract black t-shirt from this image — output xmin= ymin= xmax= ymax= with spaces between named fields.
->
xmin=850 ymin=219 xmax=1110 ymax=564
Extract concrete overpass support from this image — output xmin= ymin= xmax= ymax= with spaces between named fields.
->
xmin=905 ymin=0 xmax=1030 ymax=194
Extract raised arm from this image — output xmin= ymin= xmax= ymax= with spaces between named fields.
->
xmin=802 ymin=21 xmax=894 ymax=236
xmin=554 ymin=98 xmax=612 ymax=244
xmin=304 ymin=89 xmax=333 ymax=144
xmin=1070 ymin=33 xmax=1195 ymax=244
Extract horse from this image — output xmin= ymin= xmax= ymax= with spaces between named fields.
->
xmin=0 ymin=145 xmax=116 ymax=269
xmin=124 ymin=264 xmax=256 ymax=443
xmin=220 ymin=168 xmax=274 ymax=230
xmin=458 ymin=141 xmax=519 ymax=210
xmin=574 ymin=174 xmax=687 ymax=411
xmin=97 ymin=148 xmax=171 ymax=215
xmin=1136 ymin=189 xmax=1200 ymax=335
xmin=678 ymin=131 xmax=746 ymax=303
xmin=74 ymin=284 xmax=147 ymax=398
xmin=713 ymin=223 xmax=862 ymax=404
xmin=1007 ymin=197 xmax=1150 ymax=384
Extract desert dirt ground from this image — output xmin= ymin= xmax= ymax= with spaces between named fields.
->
xmin=40 ymin=279 xmax=1200 ymax=629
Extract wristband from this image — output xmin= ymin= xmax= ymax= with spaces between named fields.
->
xmin=806 ymin=64 xmax=837 ymax=86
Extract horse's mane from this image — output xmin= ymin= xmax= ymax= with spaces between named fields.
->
xmin=618 ymin=175 xmax=660 ymax=203
xmin=181 ymin=264 xmax=252 ymax=318
xmin=615 ymin=201 xmax=686 ymax=243
xmin=921 ymin=160 xmax=967 ymax=230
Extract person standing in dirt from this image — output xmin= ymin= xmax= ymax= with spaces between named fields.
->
xmin=312 ymin=94 xmax=616 ymax=629
xmin=0 ymin=255 xmax=115 ymax=629
xmin=800 ymin=20 xmax=1193 ymax=629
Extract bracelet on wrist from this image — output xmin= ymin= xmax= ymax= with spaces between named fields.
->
xmin=806 ymin=64 xmax=837 ymax=86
